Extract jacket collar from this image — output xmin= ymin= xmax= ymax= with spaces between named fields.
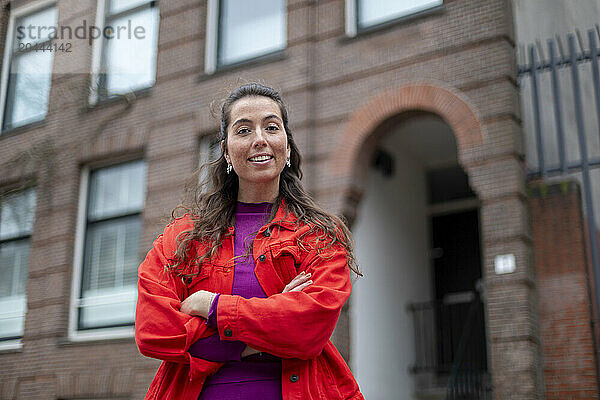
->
xmin=270 ymin=197 xmax=299 ymax=231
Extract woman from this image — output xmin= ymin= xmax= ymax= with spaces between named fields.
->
xmin=135 ymin=83 xmax=364 ymax=400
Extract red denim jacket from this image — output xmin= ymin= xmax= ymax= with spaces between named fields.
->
xmin=135 ymin=199 xmax=364 ymax=399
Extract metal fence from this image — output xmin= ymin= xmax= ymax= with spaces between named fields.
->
xmin=517 ymin=27 xmax=600 ymax=334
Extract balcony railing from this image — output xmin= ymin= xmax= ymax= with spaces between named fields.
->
xmin=408 ymin=291 xmax=492 ymax=399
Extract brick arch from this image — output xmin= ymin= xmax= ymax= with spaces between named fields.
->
xmin=332 ymin=83 xmax=484 ymax=183
xmin=325 ymin=82 xmax=486 ymax=218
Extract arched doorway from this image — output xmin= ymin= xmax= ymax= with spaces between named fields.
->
xmin=324 ymin=83 xmax=542 ymax=400
xmin=349 ymin=112 xmax=489 ymax=399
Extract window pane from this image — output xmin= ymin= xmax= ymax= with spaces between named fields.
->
xmin=0 ymin=189 xmax=36 ymax=240
xmin=218 ymin=0 xmax=286 ymax=66
xmin=103 ymin=7 xmax=159 ymax=94
xmin=82 ymin=217 xmax=141 ymax=293
xmin=109 ymin=0 xmax=153 ymax=15
xmin=358 ymin=0 xmax=442 ymax=27
xmin=88 ymin=161 xmax=146 ymax=220
xmin=0 ymin=240 xmax=29 ymax=339
xmin=3 ymin=50 xmax=53 ymax=130
xmin=0 ymin=295 xmax=26 ymax=338
xmin=0 ymin=240 xmax=30 ymax=298
xmin=14 ymin=6 xmax=57 ymax=48
xmin=78 ymin=286 xmax=137 ymax=329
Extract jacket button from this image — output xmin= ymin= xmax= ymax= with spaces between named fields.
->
xmin=259 ymin=254 xmax=266 ymax=262
xmin=224 ymin=328 xmax=232 ymax=337
xmin=264 ymin=229 xmax=271 ymax=237
xmin=290 ymin=374 xmax=299 ymax=383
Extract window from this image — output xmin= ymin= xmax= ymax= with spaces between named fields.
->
xmin=90 ymin=0 xmax=159 ymax=102
xmin=198 ymin=134 xmax=220 ymax=188
xmin=0 ymin=2 xmax=57 ymax=132
xmin=0 ymin=188 xmax=36 ymax=342
xmin=205 ymin=0 xmax=286 ymax=73
xmin=346 ymin=0 xmax=443 ymax=36
xmin=70 ymin=161 xmax=146 ymax=338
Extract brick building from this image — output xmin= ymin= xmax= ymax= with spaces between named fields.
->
xmin=0 ymin=0 xmax=597 ymax=399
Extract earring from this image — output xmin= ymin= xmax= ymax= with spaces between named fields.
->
xmin=286 ymin=158 xmax=291 ymax=168
xmin=226 ymin=162 xmax=232 ymax=174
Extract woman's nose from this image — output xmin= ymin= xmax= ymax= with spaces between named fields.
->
xmin=253 ymin=127 xmax=267 ymax=147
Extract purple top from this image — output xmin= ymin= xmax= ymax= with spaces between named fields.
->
xmin=189 ymin=201 xmax=282 ymax=398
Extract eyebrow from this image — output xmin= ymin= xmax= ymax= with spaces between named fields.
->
xmin=232 ymin=114 xmax=283 ymax=128
xmin=232 ymin=118 xmax=252 ymax=128
xmin=263 ymin=114 xmax=283 ymax=123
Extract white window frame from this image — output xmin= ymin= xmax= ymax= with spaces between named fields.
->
xmin=204 ymin=0 xmax=219 ymax=75
xmin=0 ymin=338 xmax=22 ymax=351
xmin=204 ymin=0 xmax=287 ymax=74
xmin=89 ymin=0 xmax=160 ymax=105
xmin=0 ymin=0 xmax=56 ymax=132
xmin=198 ymin=134 xmax=220 ymax=187
xmin=68 ymin=163 xmax=145 ymax=341
xmin=345 ymin=0 xmax=358 ymax=38
xmin=345 ymin=0 xmax=443 ymax=37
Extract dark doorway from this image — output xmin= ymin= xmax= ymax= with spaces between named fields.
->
xmin=431 ymin=209 xmax=487 ymax=373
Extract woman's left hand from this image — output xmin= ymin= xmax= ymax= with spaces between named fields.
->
xmin=282 ymin=271 xmax=312 ymax=293
xmin=181 ymin=290 xmax=217 ymax=319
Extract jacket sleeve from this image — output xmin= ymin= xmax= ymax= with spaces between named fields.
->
xmin=214 ymin=243 xmax=351 ymax=360
xmin=188 ymin=294 xmax=247 ymax=362
xmin=134 ymin=225 xmax=222 ymax=379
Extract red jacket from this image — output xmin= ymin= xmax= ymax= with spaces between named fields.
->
xmin=135 ymin=199 xmax=364 ymax=399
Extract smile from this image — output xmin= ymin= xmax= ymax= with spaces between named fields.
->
xmin=248 ymin=155 xmax=274 ymax=163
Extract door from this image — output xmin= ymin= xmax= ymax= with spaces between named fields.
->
xmin=431 ymin=209 xmax=487 ymax=372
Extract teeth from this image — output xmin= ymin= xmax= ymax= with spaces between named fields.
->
xmin=249 ymin=155 xmax=273 ymax=162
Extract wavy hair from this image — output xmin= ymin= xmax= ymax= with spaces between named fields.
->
xmin=168 ymin=83 xmax=361 ymax=279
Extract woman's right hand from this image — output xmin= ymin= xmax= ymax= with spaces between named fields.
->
xmin=241 ymin=272 xmax=312 ymax=358
xmin=282 ymin=271 xmax=312 ymax=293
xmin=241 ymin=345 xmax=261 ymax=358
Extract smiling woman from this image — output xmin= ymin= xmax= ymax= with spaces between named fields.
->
xmin=224 ymin=96 xmax=291 ymax=203
xmin=135 ymin=83 xmax=363 ymax=400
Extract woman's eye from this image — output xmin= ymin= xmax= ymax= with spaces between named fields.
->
xmin=236 ymin=127 xmax=250 ymax=134
xmin=266 ymin=125 xmax=279 ymax=131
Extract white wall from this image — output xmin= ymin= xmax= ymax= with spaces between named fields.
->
xmin=513 ymin=0 xmax=600 ymax=44
xmin=350 ymin=129 xmax=432 ymax=400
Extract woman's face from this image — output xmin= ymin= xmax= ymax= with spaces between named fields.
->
xmin=224 ymin=96 xmax=291 ymax=199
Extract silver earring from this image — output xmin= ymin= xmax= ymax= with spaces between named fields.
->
xmin=226 ymin=162 xmax=232 ymax=174
xmin=286 ymin=158 xmax=291 ymax=168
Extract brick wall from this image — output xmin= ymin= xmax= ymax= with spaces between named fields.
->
xmin=529 ymin=180 xmax=599 ymax=399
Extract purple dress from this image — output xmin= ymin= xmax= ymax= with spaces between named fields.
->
xmin=189 ymin=201 xmax=283 ymax=400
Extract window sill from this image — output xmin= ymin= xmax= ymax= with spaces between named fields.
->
xmin=60 ymin=326 xmax=135 ymax=345
xmin=85 ymin=85 xmax=154 ymax=111
xmin=0 ymin=339 xmax=23 ymax=353
xmin=198 ymin=50 xmax=288 ymax=82
xmin=341 ymin=5 xmax=445 ymax=43
xmin=0 ymin=118 xmax=47 ymax=140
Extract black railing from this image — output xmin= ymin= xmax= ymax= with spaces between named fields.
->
xmin=446 ymin=370 xmax=493 ymax=400
xmin=408 ymin=291 xmax=492 ymax=399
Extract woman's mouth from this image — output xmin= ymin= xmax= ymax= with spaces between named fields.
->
xmin=248 ymin=155 xmax=274 ymax=164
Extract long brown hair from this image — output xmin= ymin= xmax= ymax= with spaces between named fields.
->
xmin=168 ymin=83 xmax=361 ymax=278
